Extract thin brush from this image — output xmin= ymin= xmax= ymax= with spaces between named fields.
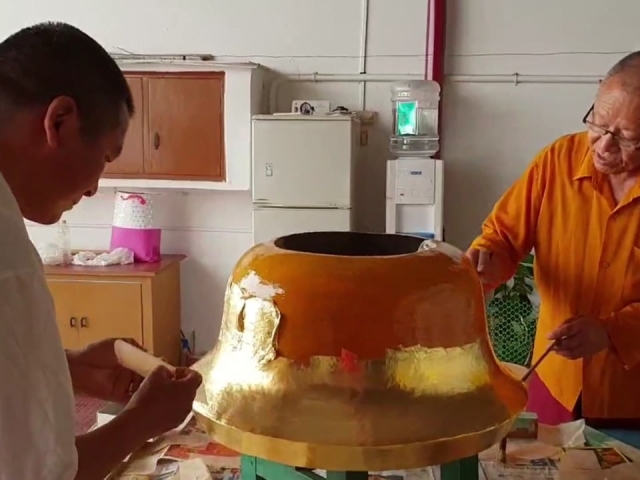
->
xmin=521 ymin=340 xmax=557 ymax=383
xmin=499 ymin=340 xmax=559 ymax=463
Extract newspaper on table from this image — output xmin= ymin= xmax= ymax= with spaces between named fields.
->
xmin=115 ymin=417 xmax=640 ymax=480
xmin=558 ymin=447 xmax=639 ymax=479
xmin=479 ymin=419 xmax=586 ymax=479
xmin=480 ymin=420 xmax=640 ymax=480
xmin=116 ymin=414 xmax=440 ymax=480
xmin=116 ymin=415 xmax=241 ymax=479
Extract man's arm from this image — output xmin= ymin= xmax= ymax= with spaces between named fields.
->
xmin=74 ymin=409 xmax=151 ymax=480
xmin=0 ymin=270 xmax=158 ymax=480
xmin=68 ymin=347 xmax=152 ymax=479
xmin=65 ymin=349 xmax=95 ymax=395
xmin=469 ymin=145 xmax=548 ymax=286
xmin=0 ymin=271 xmax=79 ymax=479
xmin=66 ymin=350 xmax=82 ymax=392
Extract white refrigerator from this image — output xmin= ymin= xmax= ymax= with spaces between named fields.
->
xmin=251 ymin=114 xmax=360 ymax=245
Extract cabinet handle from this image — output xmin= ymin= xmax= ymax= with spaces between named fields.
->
xmin=153 ymin=132 xmax=160 ymax=150
xmin=70 ymin=317 xmax=77 ymax=328
xmin=80 ymin=317 xmax=88 ymax=328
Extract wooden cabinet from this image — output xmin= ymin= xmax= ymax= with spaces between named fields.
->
xmin=45 ymin=255 xmax=185 ymax=366
xmin=146 ymin=76 xmax=224 ymax=179
xmin=103 ymin=72 xmax=225 ymax=181
xmin=103 ymin=76 xmax=145 ymax=176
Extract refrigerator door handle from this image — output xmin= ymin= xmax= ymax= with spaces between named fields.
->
xmin=253 ymin=204 xmax=351 ymax=210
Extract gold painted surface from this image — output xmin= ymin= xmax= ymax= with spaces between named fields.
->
xmin=193 ymin=336 xmax=526 ymax=469
xmin=194 ymin=411 xmax=515 ymax=471
xmin=192 ymin=233 xmax=528 ymax=471
xmin=387 ymin=343 xmax=489 ymax=395
xmin=239 ymin=297 xmax=280 ymax=365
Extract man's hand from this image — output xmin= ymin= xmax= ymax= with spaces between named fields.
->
xmin=465 ymin=248 xmax=505 ymax=293
xmin=548 ymin=316 xmax=610 ymax=359
xmin=74 ymin=366 xmax=202 ymax=480
xmin=124 ymin=365 xmax=202 ymax=438
xmin=67 ymin=338 xmax=145 ymax=403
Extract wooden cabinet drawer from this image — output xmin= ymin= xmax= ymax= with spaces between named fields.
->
xmin=45 ymin=255 xmax=185 ymax=365
xmin=48 ymin=280 xmax=143 ymax=349
xmin=48 ymin=280 xmax=82 ymax=350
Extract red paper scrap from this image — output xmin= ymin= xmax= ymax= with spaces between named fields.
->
xmin=341 ymin=348 xmax=361 ymax=373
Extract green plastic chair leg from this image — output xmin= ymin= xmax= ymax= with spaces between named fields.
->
xmin=241 ymin=455 xmax=258 ymax=480
xmin=243 ymin=454 xmax=479 ymax=480
xmin=440 ymin=455 xmax=479 ymax=480
xmin=325 ymin=472 xmax=369 ymax=480
xmin=242 ymin=455 xmax=368 ymax=480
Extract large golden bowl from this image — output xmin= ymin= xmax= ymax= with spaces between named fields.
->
xmin=193 ymin=232 xmax=527 ymax=471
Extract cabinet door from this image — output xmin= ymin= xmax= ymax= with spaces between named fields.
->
xmin=47 ymin=280 xmax=81 ymax=349
xmin=74 ymin=281 xmax=143 ymax=348
xmin=145 ymin=75 xmax=225 ymax=180
xmin=103 ymin=75 xmax=145 ymax=176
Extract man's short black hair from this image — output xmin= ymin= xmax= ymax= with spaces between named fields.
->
xmin=0 ymin=22 xmax=133 ymax=136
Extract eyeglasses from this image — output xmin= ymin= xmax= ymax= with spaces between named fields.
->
xmin=582 ymin=105 xmax=640 ymax=151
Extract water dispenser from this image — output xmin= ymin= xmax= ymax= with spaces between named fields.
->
xmin=385 ymin=158 xmax=444 ymax=241
xmin=386 ymin=81 xmax=443 ymax=240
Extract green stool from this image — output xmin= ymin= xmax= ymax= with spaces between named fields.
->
xmin=241 ymin=454 xmax=479 ymax=480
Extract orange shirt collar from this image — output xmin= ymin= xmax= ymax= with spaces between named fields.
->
xmin=573 ymin=148 xmax=595 ymax=181
xmin=573 ymin=146 xmax=640 ymax=204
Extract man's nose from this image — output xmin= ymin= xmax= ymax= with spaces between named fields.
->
xmin=84 ymin=184 xmax=98 ymax=198
xmin=598 ymin=132 xmax=618 ymax=152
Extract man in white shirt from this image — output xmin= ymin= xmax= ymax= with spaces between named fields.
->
xmin=0 ymin=22 xmax=203 ymax=479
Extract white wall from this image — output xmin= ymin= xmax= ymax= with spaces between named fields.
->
xmin=442 ymin=0 xmax=640 ymax=248
xmin=7 ymin=0 xmax=428 ymax=351
xmin=17 ymin=0 xmax=636 ymax=352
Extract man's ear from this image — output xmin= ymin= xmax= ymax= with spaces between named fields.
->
xmin=43 ymin=96 xmax=80 ymax=147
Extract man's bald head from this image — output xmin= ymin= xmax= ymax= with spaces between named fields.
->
xmin=603 ymin=51 xmax=640 ymax=90
xmin=586 ymin=51 xmax=640 ymax=177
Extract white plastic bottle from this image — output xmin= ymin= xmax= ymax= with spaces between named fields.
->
xmin=56 ymin=220 xmax=72 ymax=265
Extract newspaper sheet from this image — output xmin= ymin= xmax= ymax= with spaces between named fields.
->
xmin=479 ymin=419 xmax=586 ymax=480
xmin=114 ymin=418 xmax=640 ymax=480
xmin=557 ymin=446 xmax=640 ymax=479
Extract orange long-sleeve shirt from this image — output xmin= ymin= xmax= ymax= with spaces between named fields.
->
xmin=471 ymin=131 xmax=640 ymax=420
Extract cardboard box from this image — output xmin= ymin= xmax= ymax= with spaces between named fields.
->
xmin=96 ymin=402 xmax=125 ymax=428
xmin=507 ymin=412 xmax=539 ymax=439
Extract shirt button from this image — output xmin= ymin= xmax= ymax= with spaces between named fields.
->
xmin=601 ymin=261 xmax=610 ymax=268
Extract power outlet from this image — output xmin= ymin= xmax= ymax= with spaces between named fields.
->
xmin=360 ymin=130 xmax=369 ymax=146
xmin=291 ymin=100 xmax=331 ymax=115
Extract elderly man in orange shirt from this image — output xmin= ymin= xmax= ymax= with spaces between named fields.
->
xmin=467 ymin=51 xmax=640 ymax=432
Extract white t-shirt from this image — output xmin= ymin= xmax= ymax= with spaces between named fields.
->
xmin=0 ymin=173 xmax=77 ymax=479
